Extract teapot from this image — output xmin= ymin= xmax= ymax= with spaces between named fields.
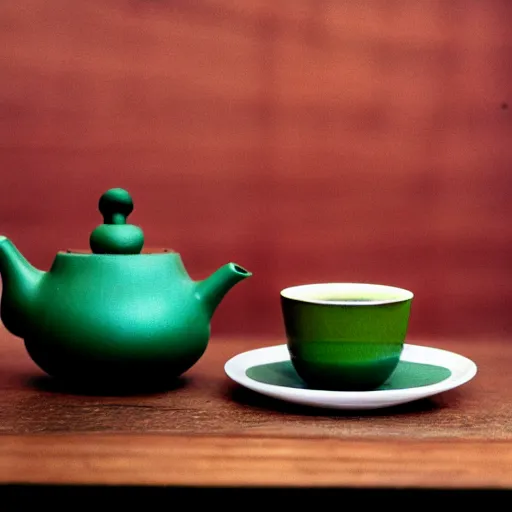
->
xmin=0 ymin=188 xmax=251 ymax=389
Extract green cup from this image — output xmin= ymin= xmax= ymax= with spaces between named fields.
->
xmin=280 ymin=283 xmax=414 ymax=391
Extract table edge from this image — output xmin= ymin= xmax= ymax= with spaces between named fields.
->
xmin=1 ymin=434 xmax=511 ymax=489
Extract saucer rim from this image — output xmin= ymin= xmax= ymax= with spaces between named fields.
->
xmin=224 ymin=343 xmax=477 ymax=405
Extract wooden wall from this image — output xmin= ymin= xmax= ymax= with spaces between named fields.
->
xmin=0 ymin=0 xmax=511 ymax=340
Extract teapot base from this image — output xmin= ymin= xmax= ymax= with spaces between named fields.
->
xmin=23 ymin=337 xmax=204 ymax=394
xmin=30 ymin=372 xmax=188 ymax=396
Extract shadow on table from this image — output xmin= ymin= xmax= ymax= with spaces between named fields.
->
xmin=1 ymin=486 xmax=510 ymax=508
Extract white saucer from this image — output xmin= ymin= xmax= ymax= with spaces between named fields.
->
xmin=224 ymin=343 xmax=477 ymax=410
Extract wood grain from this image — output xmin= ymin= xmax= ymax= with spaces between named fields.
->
xmin=0 ymin=0 xmax=511 ymax=340
xmin=0 ymin=326 xmax=510 ymax=488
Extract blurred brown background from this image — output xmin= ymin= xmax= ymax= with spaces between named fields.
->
xmin=0 ymin=0 xmax=511 ymax=341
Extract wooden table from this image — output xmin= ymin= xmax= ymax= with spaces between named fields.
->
xmin=0 ymin=327 xmax=511 ymax=503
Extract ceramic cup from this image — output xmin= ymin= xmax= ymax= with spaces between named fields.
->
xmin=280 ymin=283 xmax=414 ymax=391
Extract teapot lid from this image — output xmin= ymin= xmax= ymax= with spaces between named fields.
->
xmin=89 ymin=188 xmax=144 ymax=254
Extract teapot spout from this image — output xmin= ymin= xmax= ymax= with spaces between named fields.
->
xmin=195 ymin=263 xmax=252 ymax=317
xmin=0 ymin=236 xmax=43 ymax=337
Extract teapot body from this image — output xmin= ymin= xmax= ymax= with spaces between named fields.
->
xmin=22 ymin=251 xmax=210 ymax=387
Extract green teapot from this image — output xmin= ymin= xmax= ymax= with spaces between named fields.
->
xmin=0 ymin=188 xmax=251 ymax=389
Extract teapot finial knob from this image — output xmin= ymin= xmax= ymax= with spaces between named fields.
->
xmin=89 ymin=188 xmax=144 ymax=254
xmin=99 ymin=188 xmax=134 ymax=225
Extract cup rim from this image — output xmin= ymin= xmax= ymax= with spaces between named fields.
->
xmin=280 ymin=282 xmax=414 ymax=306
